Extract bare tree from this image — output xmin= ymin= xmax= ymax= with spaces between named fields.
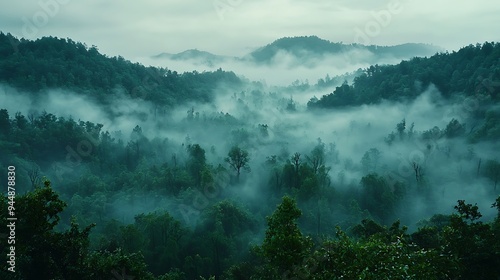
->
xmin=27 ymin=163 xmax=41 ymax=189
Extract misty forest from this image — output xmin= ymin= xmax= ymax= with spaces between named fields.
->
xmin=1 ymin=33 xmax=500 ymax=279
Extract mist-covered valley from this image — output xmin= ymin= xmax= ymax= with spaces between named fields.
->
xmin=146 ymin=36 xmax=442 ymax=86
xmin=1 ymin=32 xmax=500 ymax=279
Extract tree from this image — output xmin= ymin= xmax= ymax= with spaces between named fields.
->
xmin=225 ymin=146 xmax=250 ymax=182
xmin=204 ymin=200 xmax=255 ymax=238
xmin=361 ymin=148 xmax=381 ymax=173
xmin=442 ymin=199 xmax=500 ymax=278
xmin=132 ymin=212 xmax=186 ymax=275
xmin=26 ymin=162 xmax=41 ymax=189
xmin=187 ymin=144 xmax=207 ymax=187
xmin=0 ymin=179 xmax=157 ymax=280
xmin=0 ymin=179 xmax=91 ymax=279
xmin=126 ymin=125 xmax=147 ymax=170
xmin=484 ymin=159 xmax=500 ymax=190
xmin=255 ymin=196 xmax=312 ymax=278
xmin=396 ymin=118 xmax=406 ymax=140
xmin=201 ymin=200 xmax=256 ymax=277
xmin=266 ymin=155 xmax=284 ymax=191
xmin=258 ymin=124 xmax=269 ymax=138
xmin=303 ymin=226 xmax=459 ymax=279
xmin=86 ymin=249 xmax=155 ymax=280
xmin=291 ymin=152 xmax=301 ymax=189
xmin=13 ymin=112 xmax=28 ymax=130
xmin=444 ymin=118 xmax=466 ymax=138
xmin=306 ymin=140 xmax=326 ymax=174
xmin=360 ymin=173 xmax=398 ymax=222
xmin=351 ymin=218 xmax=386 ymax=239
xmin=0 ymin=109 xmax=11 ymax=138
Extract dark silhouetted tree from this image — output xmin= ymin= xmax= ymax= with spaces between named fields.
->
xmin=225 ymin=146 xmax=250 ymax=182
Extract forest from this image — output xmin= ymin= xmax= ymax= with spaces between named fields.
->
xmin=1 ymin=32 xmax=500 ymax=279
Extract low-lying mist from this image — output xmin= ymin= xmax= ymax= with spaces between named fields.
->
xmin=139 ymin=47 xmax=424 ymax=86
xmin=2 ymin=76 xmax=498 ymax=231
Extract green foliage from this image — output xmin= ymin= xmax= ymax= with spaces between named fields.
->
xmin=411 ymin=226 xmax=441 ymax=250
xmin=202 ymin=200 xmax=256 ymax=237
xmin=187 ymin=144 xmax=207 ymax=187
xmin=254 ymin=196 xmax=313 ymax=277
xmin=417 ymin=214 xmax=451 ymax=231
xmin=411 ymin=198 xmax=500 ymax=279
xmin=309 ymin=42 xmax=500 ymax=110
xmin=0 ymin=108 xmax=10 ymax=138
xmin=360 ymin=173 xmax=404 ymax=222
xmin=442 ymin=200 xmax=500 ymax=278
xmin=0 ymin=180 xmax=159 ymax=280
xmin=199 ymin=200 xmax=257 ymax=276
xmin=303 ymin=228 xmax=459 ymax=279
xmin=0 ymin=33 xmax=242 ymax=106
xmin=135 ymin=212 xmax=186 ymax=274
xmin=156 ymin=268 xmax=186 ymax=280
xmin=412 ymin=214 xmax=451 ymax=250
xmin=483 ymin=159 xmax=500 ymax=190
xmin=306 ymin=140 xmax=327 ymax=175
xmin=351 ymin=219 xmax=387 ymax=239
xmin=470 ymin=109 xmax=500 ymax=142
xmin=86 ymin=249 xmax=155 ymax=280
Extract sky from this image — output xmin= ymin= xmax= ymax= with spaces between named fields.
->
xmin=1 ymin=0 xmax=499 ymax=62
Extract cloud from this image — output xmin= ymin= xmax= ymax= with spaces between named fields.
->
xmin=140 ymin=45 xmax=419 ymax=86
xmin=0 ymin=0 xmax=498 ymax=60
xmin=2 ymin=72 xmax=498 ymax=228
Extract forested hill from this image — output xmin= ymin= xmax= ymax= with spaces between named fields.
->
xmin=0 ymin=32 xmax=242 ymax=106
xmin=152 ymin=36 xmax=441 ymax=68
xmin=249 ymin=35 xmax=441 ymax=63
xmin=308 ymin=42 xmax=500 ymax=108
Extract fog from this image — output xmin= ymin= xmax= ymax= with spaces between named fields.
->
xmin=139 ymin=46 xmax=429 ymax=86
xmin=2 ymin=65 xmax=498 ymax=232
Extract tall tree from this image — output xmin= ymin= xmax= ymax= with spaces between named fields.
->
xmin=225 ymin=146 xmax=250 ymax=182
xmin=396 ymin=119 xmax=406 ymax=140
xmin=484 ymin=159 xmax=500 ymax=190
xmin=0 ymin=109 xmax=10 ymax=138
xmin=360 ymin=173 xmax=399 ymax=222
xmin=187 ymin=144 xmax=207 ymax=187
xmin=306 ymin=141 xmax=326 ymax=175
xmin=361 ymin=148 xmax=381 ymax=173
xmin=255 ymin=196 xmax=312 ymax=278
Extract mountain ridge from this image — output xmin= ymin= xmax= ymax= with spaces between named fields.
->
xmin=153 ymin=35 xmax=444 ymax=66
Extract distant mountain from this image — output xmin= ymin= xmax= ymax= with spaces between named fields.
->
xmin=153 ymin=49 xmax=236 ymax=67
xmin=248 ymin=36 xmax=442 ymax=63
xmin=153 ymin=35 xmax=444 ymax=67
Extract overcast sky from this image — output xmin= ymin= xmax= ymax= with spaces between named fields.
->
xmin=1 ymin=0 xmax=499 ymax=61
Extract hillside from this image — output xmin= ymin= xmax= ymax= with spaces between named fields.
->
xmin=0 ymin=33 xmax=242 ymax=106
xmin=308 ymin=42 xmax=500 ymax=108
